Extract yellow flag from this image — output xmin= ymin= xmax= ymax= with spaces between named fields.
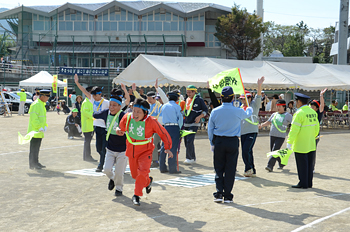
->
xmin=18 ymin=131 xmax=41 ymax=145
xmin=267 ymin=148 xmax=293 ymax=166
xmin=63 ymin=79 xmax=67 ymax=96
xmin=209 ymin=68 xmax=245 ymax=95
xmin=52 ymin=75 xmax=58 ymax=93
xmin=180 ymin=130 xmax=196 ymax=137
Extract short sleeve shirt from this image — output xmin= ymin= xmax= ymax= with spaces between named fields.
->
xmin=268 ymin=112 xmax=293 ymax=138
xmin=90 ymin=97 xmax=109 ymax=128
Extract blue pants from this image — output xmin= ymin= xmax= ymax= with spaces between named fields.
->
xmin=214 ymin=136 xmax=239 ymax=201
xmin=267 ymin=136 xmax=285 ymax=170
xmin=241 ymin=133 xmax=257 ymax=173
xmin=95 ymin=126 xmax=107 ymax=169
xmin=160 ymin=125 xmax=180 ymax=173
xmin=184 ymin=126 xmax=198 ymax=160
xmin=295 ymin=151 xmax=316 ymax=188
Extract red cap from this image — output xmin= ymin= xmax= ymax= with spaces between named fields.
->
xmin=240 ymin=90 xmax=251 ymax=99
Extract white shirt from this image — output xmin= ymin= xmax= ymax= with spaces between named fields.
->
xmin=90 ymin=96 xmax=109 ymax=128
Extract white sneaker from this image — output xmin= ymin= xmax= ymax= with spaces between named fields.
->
xmin=184 ymin=159 xmax=195 ymax=164
xmin=243 ymin=169 xmax=253 ymax=177
xmin=68 ymin=136 xmax=74 ymax=140
xmin=224 ymin=199 xmax=233 ymax=203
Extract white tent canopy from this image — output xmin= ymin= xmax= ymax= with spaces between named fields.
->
xmin=113 ymin=55 xmax=350 ymax=91
xmin=19 ymin=71 xmax=66 ymax=87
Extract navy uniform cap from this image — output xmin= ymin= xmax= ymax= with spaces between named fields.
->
xmin=295 ymin=93 xmax=310 ymax=100
xmin=221 ymin=86 xmax=234 ymax=97
xmin=40 ymin=89 xmax=51 ymax=96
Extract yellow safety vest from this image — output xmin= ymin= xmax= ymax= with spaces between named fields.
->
xmin=287 ymin=105 xmax=320 ymax=153
xmin=27 ymin=99 xmax=47 ymax=138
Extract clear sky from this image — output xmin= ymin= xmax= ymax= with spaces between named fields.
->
xmin=0 ymin=0 xmax=341 ymax=29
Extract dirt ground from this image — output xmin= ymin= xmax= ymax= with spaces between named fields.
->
xmin=1 ymin=111 xmax=350 ymax=232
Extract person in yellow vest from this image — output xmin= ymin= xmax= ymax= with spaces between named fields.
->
xmin=287 ymin=93 xmax=319 ymax=189
xmin=328 ymin=100 xmax=339 ymax=111
xmin=342 ymin=100 xmax=348 ymax=111
xmin=80 ymin=86 xmax=97 ymax=162
xmin=27 ymin=89 xmax=50 ymax=169
xmin=17 ymin=89 xmax=27 ymax=116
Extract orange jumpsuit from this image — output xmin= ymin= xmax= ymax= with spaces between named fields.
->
xmin=119 ymin=113 xmax=172 ymax=196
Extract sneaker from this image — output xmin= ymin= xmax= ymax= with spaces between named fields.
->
xmin=213 ymin=192 xmax=223 ymax=203
xmin=108 ymin=179 xmax=115 ymax=191
xmin=68 ymin=136 xmax=73 ymax=140
xmin=132 ymin=195 xmax=140 ymax=206
xmin=95 ymin=167 xmax=103 ymax=172
xmin=146 ymin=177 xmax=153 ymax=194
xmin=224 ymin=198 xmax=233 ymax=203
xmin=115 ymin=190 xmax=123 ymax=196
xmin=265 ymin=166 xmax=272 ymax=172
xmin=277 ymin=166 xmax=284 ymax=170
xmin=243 ymin=169 xmax=253 ymax=177
xmin=184 ymin=159 xmax=195 ymax=165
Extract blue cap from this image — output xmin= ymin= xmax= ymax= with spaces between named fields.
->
xmin=295 ymin=93 xmax=310 ymax=100
xmin=221 ymin=86 xmax=234 ymax=97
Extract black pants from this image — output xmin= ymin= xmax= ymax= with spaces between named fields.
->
xmin=267 ymin=136 xmax=285 ymax=170
xmin=83 ymin=132 xmax=93 ymax=160
xmin=95 ymin=126 xmax=107 ymax=169
xmin=29 ymin=138 xmax=42 ymax=168
xmin=295 ymin=151 xmax=316 ymax=188
xmin=184 ymin=126 xmax=198 ymax=160
xmin=213 ymin=136 xmax=239 ymax=200
xmin=64 ymin=125 xmax=81 ymax=137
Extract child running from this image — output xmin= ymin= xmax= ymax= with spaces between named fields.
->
xmin=116 ymin=98 xmax=173 ymax=206
xmin=93 ymin=94 xmax=128 ymax=196
xmin=259 ymin=99 xmax=293 ymax=172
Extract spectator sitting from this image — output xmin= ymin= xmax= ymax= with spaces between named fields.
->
xmin=61 ymin=101 xmax=71 ymax=114
xmin=328 ymin=100 xmax=339 ymax=111
xmin=64 ymin=108 xmax=82 ymax=139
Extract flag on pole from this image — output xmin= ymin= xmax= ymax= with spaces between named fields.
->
xmin=63 ymin=79 xmax=67 ymax=97
xmin=266 ymin=148 xmax=293 ymax=166
xmin=52 ymin=75 xmax=58 ymax=93
xmin=208 ymin=68 xmax=245 ymax=95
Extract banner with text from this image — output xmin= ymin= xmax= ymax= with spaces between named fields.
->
xmin=52 ymin=75 xmax=58 ymax=93
xmin=209 ymin=68 xmax=245 ymax=95
xmin=63 ymin=79 xmax=67 ymax=97
xmin=59 ymin=67 xmax=109 ymax=76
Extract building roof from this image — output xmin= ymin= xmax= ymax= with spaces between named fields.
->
xmin=0 ymin=1 xmax=231 ymax=19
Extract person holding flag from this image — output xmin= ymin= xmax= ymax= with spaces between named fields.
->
xmin=116 ymin=98 xmax=173 ymax=206
xmin=27 ymin=89 xmax=50 ymax=169
xmin=183 ymin=85 xmax=208 ymax=164
xmin=258 ymin=99 xmax=293 ymax=172
xmin=287 ymin=93 xmax=319 ymax=189
xmin=208 ymin=86 xmax=253 ymax=203
xmin=240 ymin=77 xmax=265 ymax=177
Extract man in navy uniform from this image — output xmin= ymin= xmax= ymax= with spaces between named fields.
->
xmin=208 ymin=86 xmax=253 ymax=203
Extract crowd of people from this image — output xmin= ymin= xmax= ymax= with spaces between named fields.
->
xmin=24 ymin=75 xmax=328 ymax=206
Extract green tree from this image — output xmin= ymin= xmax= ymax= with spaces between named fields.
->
xmin=305 ymin=26 xmax=335 ymax=63
xmin=0 ymin=34 xmax=15 ymax=57
xmin=215 ymin=4 xmax=267 ymax=60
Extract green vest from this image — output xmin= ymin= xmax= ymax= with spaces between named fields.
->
xmin=17 ymin=92 xmax=27 ymax=101
xmin=81 ymin=97 xmax=94 ymax=133
xmin=27 ymin=99 xmax=47 ymax=138
xmin=287 ymin=105 xmax=320 ymax=153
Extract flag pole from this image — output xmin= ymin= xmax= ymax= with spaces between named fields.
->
xmin=237 ymin=68 xmax=249 ymax=107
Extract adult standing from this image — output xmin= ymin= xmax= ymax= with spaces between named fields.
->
xmin=75 ymin=95 xmax=83 ymax=119
xmin=159 ymin=91 xmax=183 ymax=174
xmin=80 ymin=86 xmax=97 ymax=162
xmin=240 ymin=77 xmax=264 ymax=177
xmin=17 ymin=89 xmax=26 ymax=116
xmin=75 ymin=75 xmax=109 ymax=172
xmin=208 ymin=86 xmax=253 ymax=203
xmin=27 ymin=89 xmax=50 ymax=169
xmin=287 ymin=93 xmax=319 ymax=189
xmin=260 ymin=91 xmax=269 ymax=111
xmin=183 ymin=85 xmax=208 ymax=164
xmin=70 ymin=91 xmax=77 ymax=107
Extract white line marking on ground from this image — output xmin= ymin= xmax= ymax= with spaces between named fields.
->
xmin=0 ymin=144 xmax=83 ymax=156
xmin=291 ymin=206 xmax=350 ymax=232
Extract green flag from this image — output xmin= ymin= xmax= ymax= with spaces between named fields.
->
xmin=267 ymin=148 xmax=293 ymax=166
xmin=18 ymin=131 xmax=41 ymax=145
xmin=208 ymin=68 xmax=245 ymax=95
xmin=180 ymin=130 xmax=196 ymax=138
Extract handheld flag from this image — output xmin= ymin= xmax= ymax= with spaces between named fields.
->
xmin=18 ymin=131 xmax=41 ymax=145
xmin=267 ymin=148 xmax=293 ymax=166
xmin=209 ymin=68 xmax=245 ymax=95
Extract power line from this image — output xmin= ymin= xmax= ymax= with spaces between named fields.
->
xmin=265 ymin=11 xmax=338 ymax=20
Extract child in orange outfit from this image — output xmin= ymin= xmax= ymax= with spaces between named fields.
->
xmin=117 ymin=98 xmax=173 ymax=206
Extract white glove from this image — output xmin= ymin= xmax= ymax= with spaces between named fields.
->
xmin=44 ymin=126 xmax=47 ymax=132
xmin=39 ymin=127 xmax=45 ymax=132
xmin=210 ymin=145 xmax=214 ymax=152
xmin=287 ymin=143 xmax=292 ymax=150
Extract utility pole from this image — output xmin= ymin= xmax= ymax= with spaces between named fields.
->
xmin=337 ymin=0 xmax=349 ymax=65
xmin=257 ymin=0 xmax=264 ymax=60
